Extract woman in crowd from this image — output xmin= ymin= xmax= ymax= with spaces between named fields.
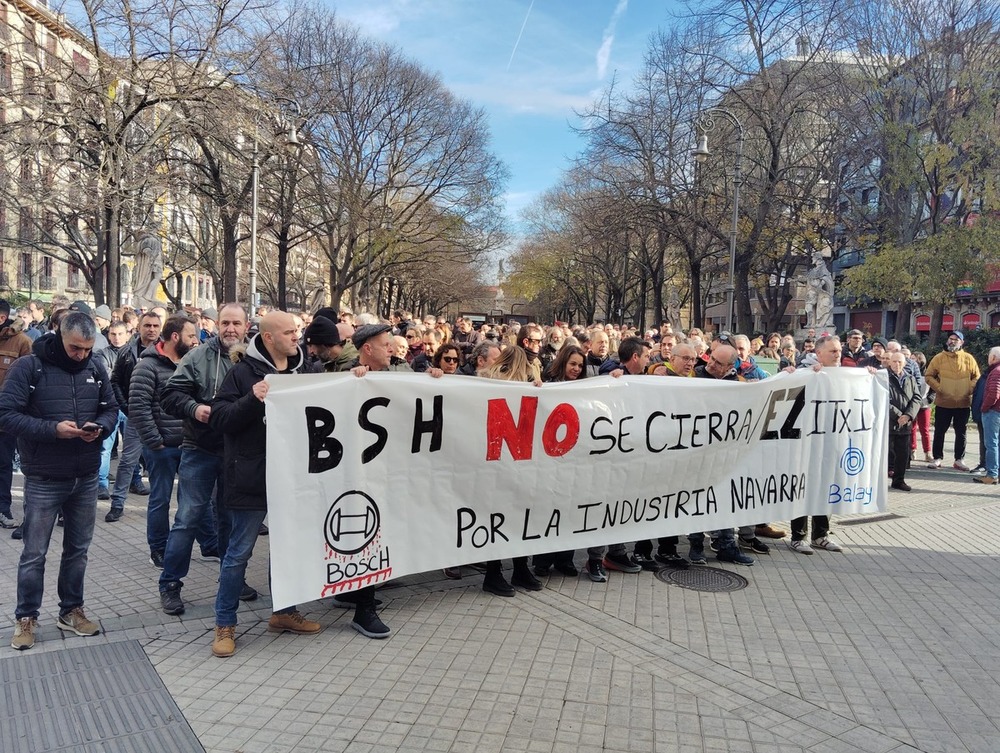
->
xmin=910 ymin=351 xmax=933 ymax=463
xmin=432 ymin=342 xmax=462 ymax=375
xmin=478 ymin=347 xmax=543 ymax=596
xmin=532 ymin=345 xmax=588 ymax=578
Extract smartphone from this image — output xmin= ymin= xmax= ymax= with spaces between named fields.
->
xmin=82 ymin=422 xmax=101 ymax=433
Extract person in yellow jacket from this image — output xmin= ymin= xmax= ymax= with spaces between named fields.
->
xmin=925 ymin=330 xmax=981 ymax=470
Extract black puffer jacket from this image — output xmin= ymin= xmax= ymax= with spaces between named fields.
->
xmin=129 ymin=343 xmax=185 ymax=449
xmin=210 ymin=334 xmax=313 ymax=511
xmin=0 ymin=334 xmax=118 ymax=479
xmin=111 ymin=335 xmax=148 ymax=416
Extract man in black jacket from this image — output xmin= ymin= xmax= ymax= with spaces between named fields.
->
xmin=208 ymin=311 xmax=322 ymax=658
xmin=0 ymin=312 xmax=118 ymax=650
xmin=107 ymin=312 xmax=160 ymax=516
xmin=130 ymin=314 xmax=207 ymax=567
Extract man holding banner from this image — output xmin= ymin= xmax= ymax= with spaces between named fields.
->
xmin=207 ymin=311 xmax=324 ymax=657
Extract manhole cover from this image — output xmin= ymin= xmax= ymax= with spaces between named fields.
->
xmin=655 ymin=566 xmax=749 ymax=592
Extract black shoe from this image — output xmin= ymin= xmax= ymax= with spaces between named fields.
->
xmin=56 ymin=515 xmax=64 ymax=527
xmin=532 ymin=564 xmax=552 ymax=577
xmin=199 ymin=549 xmax=221 ymax=562
xmin=331 ymin=592 xmax=383 ymax=608
xmin=510 ymin=569 xmax=543 ymax=591
xmin=634 ymin=554 xmax=661 ymax=572
xmin=654 ymin=552 xmax=690 ymax=569
xmin=11 ymin=524 xmax=22 ymax=540
xmin=716 ymin=545 xmax=754 ymax=566
xmin=687 ymin=546 xmax=706 ymax=564
xmin=891 ymin=481 xmax=912 ymax=491
xmin=149 ymin=550 xmax=165 ymax=568
xmin=129 ymin=482 xmax=150 ymax=496
xmin=351 ymin=606 xmax=391 ymax=639
xmin=738 ymin=536 xmax=771 ymax=555
xmin=104 ymin=508 xmax=123 ymax=523
xmin=554 ymin=562 xmax=579 ymax=577
xmin=258 ymin=523 xmax=269 ymax=536
xmin=709 ymin=538 xmax=720 ymax=553
xmin=239 ymin=582 xmax=258 ymax=601
xmin=483 ymin=576 xmax=515 ymax=597
xmin=586 ymin=559 xmax=607 ymax=582
xmin=603 ymin=552 xmax=642 ymax=573
xmin=97 ymin=486 xmax=110 ymax=500
xmin=160 ymin=587 xmax=185 ymax=616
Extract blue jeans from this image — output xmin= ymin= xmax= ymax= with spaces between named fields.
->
xmin=110 ymin=419 xmax=144 ymax=510
xmin=144 ymin=445 xmax=216 ymax=555
xmin=0 ymin=430 xmax=17 ymax=517
xmin=984 ymin=411 xmax=1000 ymax=478
xmin=99 ymin=412 xmax=142 ymax=490
xmin=687 ymin=529 xmax=737 ymax=548
xmin=16 ymin=474 xmax=99 ymax=620
xmin=160 ymin=448 xmax=227 ymax=592
xmin=215 ymin=509 xmax=267 ymax=627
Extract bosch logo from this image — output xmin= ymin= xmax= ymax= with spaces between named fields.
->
xmin=324 ymin=490 xmax=381 ymax=555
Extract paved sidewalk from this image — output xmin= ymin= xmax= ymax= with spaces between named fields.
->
xmin=1 ymin=443 xmax=999 ymax=752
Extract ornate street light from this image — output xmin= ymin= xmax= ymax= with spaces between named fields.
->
xmin=693 ymin=108 xmax=745 ymax=334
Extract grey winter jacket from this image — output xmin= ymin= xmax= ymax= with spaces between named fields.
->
xmin=161 ymin=337 xmax=234 ymax=454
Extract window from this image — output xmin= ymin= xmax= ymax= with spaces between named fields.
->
xmin=0 ymin=52 xmax=10 ymax=91
xmin=68 ymin=264 xmax=82 ymax=289
xmin=18 ymin=252 xmax=32 ymax=288
xmin=23 ymin=66 xmax=38 ymax=100
xmin=184 ymin=275 xmax=193 ymax=302
xmin=40 ymin=256 xmax=53 ymax=290
xmin=18 ymin=207 xmax=34 ymax=241
xmin=72 ymin=51 xmax=90 ymax=77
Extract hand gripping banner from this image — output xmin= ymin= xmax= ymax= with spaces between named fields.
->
xmin=265 ymin=369 xmax=888 ymax=610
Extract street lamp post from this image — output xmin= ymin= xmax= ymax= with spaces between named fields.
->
xmin=248 ymin=98 xmax=302 ymax=310
xmin=693 ymin=108 xmax=745 ymax=334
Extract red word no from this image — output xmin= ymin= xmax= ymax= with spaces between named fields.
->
xmin=485 ymin=397 xmax=580 ymax=461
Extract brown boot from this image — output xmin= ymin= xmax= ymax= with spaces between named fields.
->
xmin=268 ymin=611 xmax=322 ymax=634
xmin=212 ymin=625 xmax=236 ymax=657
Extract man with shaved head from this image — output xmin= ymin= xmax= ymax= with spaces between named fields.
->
xmin=208 ymin=311 xmax=321 ymax=657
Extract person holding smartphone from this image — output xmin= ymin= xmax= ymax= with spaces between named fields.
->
xmin=0 ymin=312 xmax=119 ymax=651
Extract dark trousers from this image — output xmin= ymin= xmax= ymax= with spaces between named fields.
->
xmin=633 ymin=537 xmax=680 ymax=557
xmin=791 ymin=516 xmax=829 ymax=542
xmin=889 ymin=430 xmax=912 ymax=482
xmin=932 ymin=406 xmax=970 ymax=461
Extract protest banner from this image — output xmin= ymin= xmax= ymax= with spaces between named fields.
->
xmin=265 ymin=368 xmax=888 ymax=610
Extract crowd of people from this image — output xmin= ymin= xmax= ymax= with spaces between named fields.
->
xmin=0 ymin=295 xmax=985 ymax=656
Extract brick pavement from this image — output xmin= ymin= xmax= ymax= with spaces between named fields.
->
xmin=1 ymin=438 xmax=998 ymax=753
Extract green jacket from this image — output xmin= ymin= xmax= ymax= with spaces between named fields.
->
xmin=161 ymin=337 xmax=236 ymax=454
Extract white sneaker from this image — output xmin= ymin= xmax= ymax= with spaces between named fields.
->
xmin=972 ymin=466 xmax=988 ymax=477
xmin=927 ymin=458 xmax=941 ymax=468
xmin=0 ymin=512 xmax=16 ymax=529
xmin=924 ymin=453 xmax=934 ymax=463
xmin=953 ymin=460 xmax=971 ymax=472
xmin=789 ymin=539 xmax=814 ymax=555
xmin=812 ymin=536 xmax=843 ymax=552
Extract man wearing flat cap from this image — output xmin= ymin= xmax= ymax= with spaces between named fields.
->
xmin=926 ymin=330 xmax=980 ymax=470
xmin=349 ymin=324 xmax=414 ymax=373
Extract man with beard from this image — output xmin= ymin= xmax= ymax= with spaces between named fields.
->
xmin=158 ymin=304 xmax=257 ymax=615
xmin=926 ymin=331 xmax=980 ymax=470
xmin=129 ymin=314 xmax=207 ymax=568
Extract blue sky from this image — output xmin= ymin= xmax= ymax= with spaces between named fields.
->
xmin=331 ymin=0 xmax=679 ymax=235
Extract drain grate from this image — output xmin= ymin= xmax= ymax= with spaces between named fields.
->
xmin=655 ymin=566 xmax=749 ymax=592
xmin=0 ymin=639 xmax=204 ymax=753
xmin=839 ymin=513 xmax=905 ymax=526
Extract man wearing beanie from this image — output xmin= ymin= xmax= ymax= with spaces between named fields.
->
xmin=926 ymin=331 xmax=980 ymax=470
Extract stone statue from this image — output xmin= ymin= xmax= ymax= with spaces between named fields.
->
xmin=665 ymin=286 xmax=682 ymax=328
xmin=130 ymin=233 xmax=164 ymax=309
xmin=805 ymin=253 xmax=835 ymax=328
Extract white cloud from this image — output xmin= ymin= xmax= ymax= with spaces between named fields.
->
xmin=596 ymin=0 xmax=628 ymax=80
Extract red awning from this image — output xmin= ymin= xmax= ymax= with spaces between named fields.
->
xmin=962 ymin=313 xmax=981 ymax=329
xmin=915 ymin=315 xmax=930 ymax=332
xmin=942 ymin=314 xmax=955 ymax=329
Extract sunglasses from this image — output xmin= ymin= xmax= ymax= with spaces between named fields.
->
xmin=405 ymin=334 xmax=418 ymax=340
xmin=527 ymin=338 xmax=542 ymax=344
xmin=441 ymin=356 xmax=459 ymax=364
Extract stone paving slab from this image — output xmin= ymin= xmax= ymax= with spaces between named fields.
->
xmin=0 ymin=437 xmax=999 ymax=752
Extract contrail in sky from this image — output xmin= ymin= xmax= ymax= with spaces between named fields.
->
xmin=507 ymin=0 xmax=535 ymax=72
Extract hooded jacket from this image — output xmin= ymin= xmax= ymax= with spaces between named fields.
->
xmin=129 ymin=342 xmax=185 ymax=449
xmin=0 ymin=334 xmax=117 ymax=479
xmin=209 ymin=334 xmax=313 ymax=511
xmin=0 ymin=319 xmax=33 ymax=387
xmin=161 ymin=336 xmax=236 ymax=455
xmin=925 ymin=348 xmax=980 ymax=409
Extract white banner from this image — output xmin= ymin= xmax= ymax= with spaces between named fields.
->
xmin=265 ymin=369 xmax=888 ymax=610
